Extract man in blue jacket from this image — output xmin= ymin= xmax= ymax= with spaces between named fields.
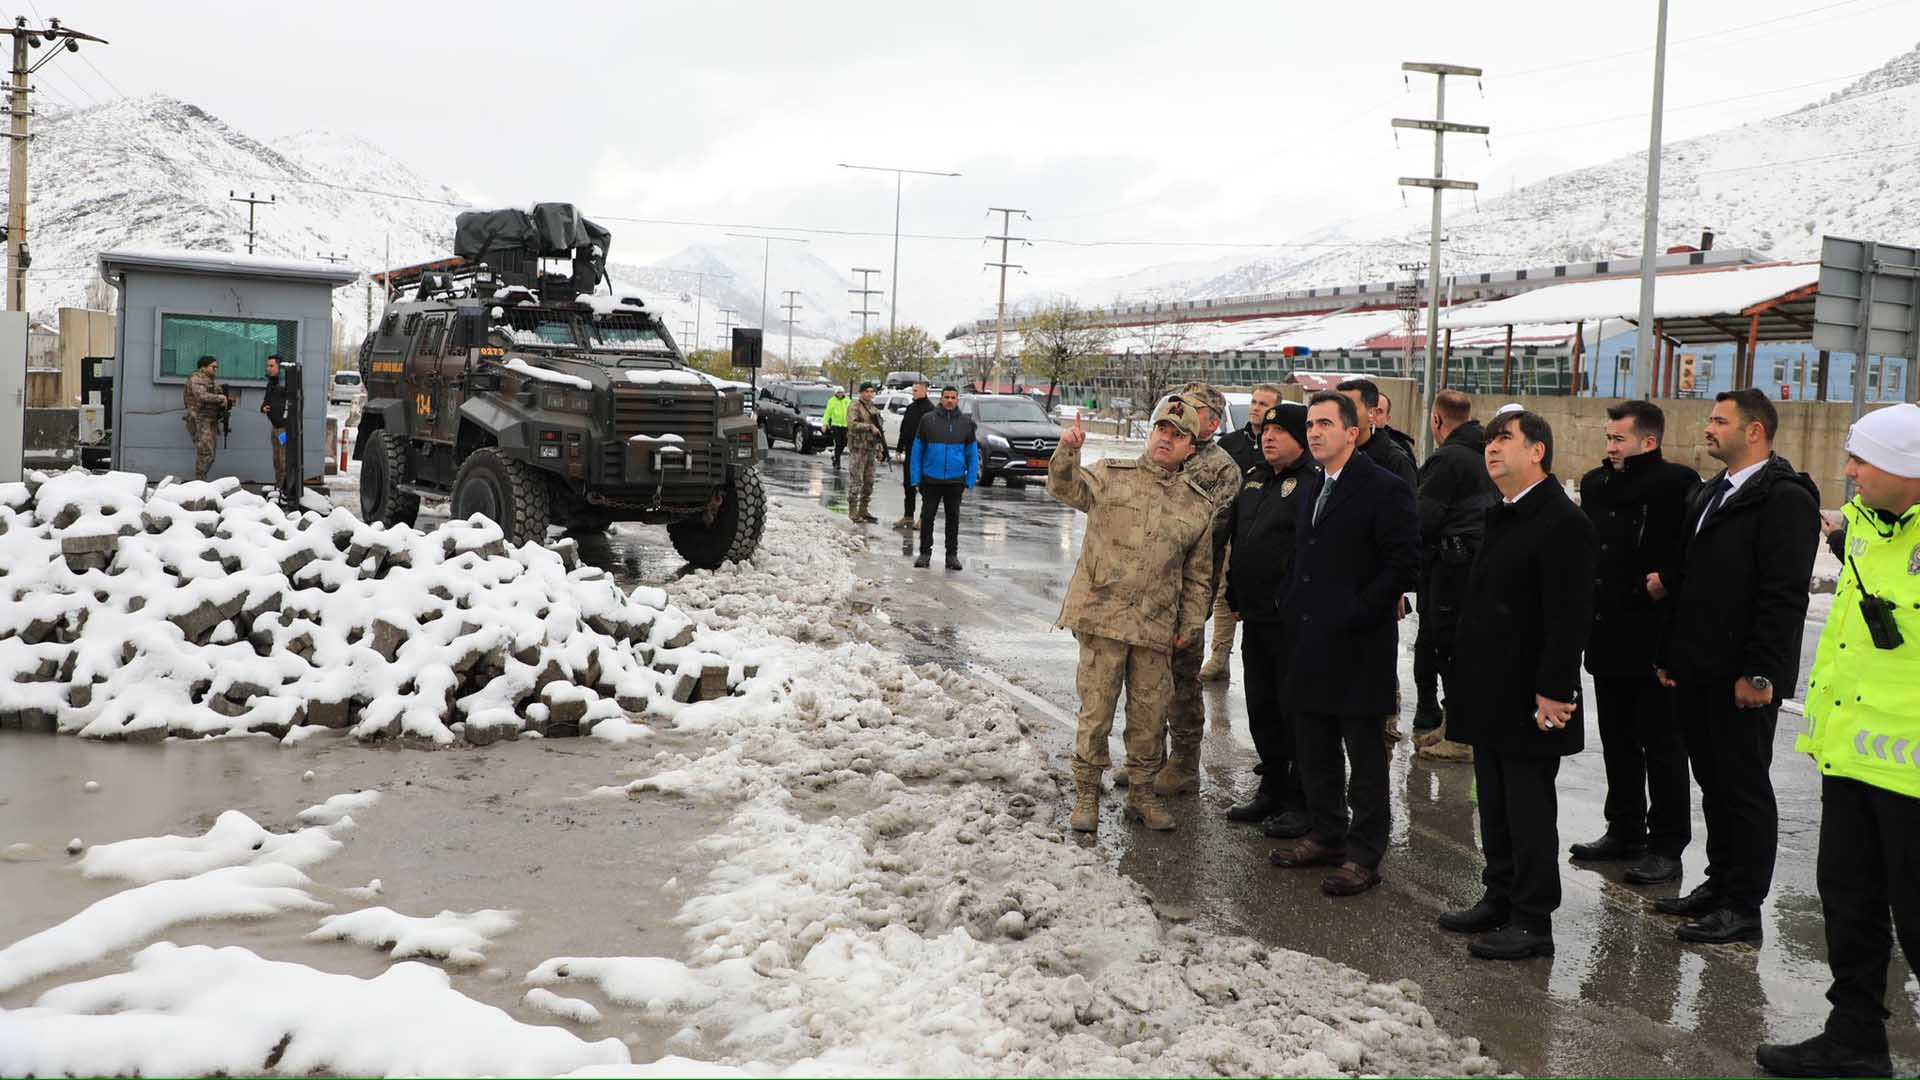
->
xmin=909 ymin=386 xmax=978 ymax=570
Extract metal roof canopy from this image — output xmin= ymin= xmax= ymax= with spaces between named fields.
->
xmin=1439 ymin=262 xmax=1820 ymax=346
xmin=98 ymin=248 xmax=360 ymax=288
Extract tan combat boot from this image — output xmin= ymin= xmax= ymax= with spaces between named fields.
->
xmin=1198 ymin=651 xmax=1230 ymax=681
xmin=1152 ymin=752 xmax=1200 ymax=796
xmin=1125 ymin=787 xmax=1176 ymax=830
xmin=1417 ymin=737 xmax=1475 ymax=763
xmin=1069 ymin=781 xmax=1100 ymax=832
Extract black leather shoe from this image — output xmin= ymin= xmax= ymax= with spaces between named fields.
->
xmin=1754 ymin=1034 xmax=1892 ymax=1078
xmin=1225 ymin=796 xmax=1273 ymax=823
xmin=1438 ymin=898 xmax=1510 ymax=934
xmin=1261 ymin=810 xmax=1310 ymax=839
xmin=1623 ymin=853 xmax=1683 ymax=885
xmin=1569 ymin=833 xmax=1648 ymax=861
xmin=1677 ymin=908 xmax=1764 ymax=946
xmin=945 ymin=556 xmax=963 ymax=571
xmin=1468 ymin=925 xmax=1554 ymax=961
xmin=1251 ymin=761 xmax=1266 ymax=775
xmin=1654 ymin=882 xmax=1721 ymax=917
xmin=913 ymin=553 xmax=931 ymax=569
xmin=1412 ymin=702 xmax=1444 ymax=732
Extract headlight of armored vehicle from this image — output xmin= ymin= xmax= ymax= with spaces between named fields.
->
xmin=538 ymin=387 xmax=594 ymax=412
xmin=718 ymin=390 xmax=744 ymax=418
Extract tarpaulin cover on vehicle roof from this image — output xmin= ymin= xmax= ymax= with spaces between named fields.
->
xmin=453 ymin=202 xmax=612 ymax=275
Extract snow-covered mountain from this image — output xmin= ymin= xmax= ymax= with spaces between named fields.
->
xmin=1047 ymin=40 xmax=1920 ymax=312
xmin=7 ymin=95 xmax=855 ymax=360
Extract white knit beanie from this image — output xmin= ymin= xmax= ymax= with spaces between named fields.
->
xmin=1846 ymin=402 xmax=1920 ymax=479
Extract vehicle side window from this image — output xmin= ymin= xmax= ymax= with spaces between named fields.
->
xmin=401 ymin=313 xmax=421 ymax=336
xmin=420 ymin=316 xmax=447 ymax=357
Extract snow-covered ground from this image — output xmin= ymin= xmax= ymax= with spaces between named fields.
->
xmin=0 ymin=482 xmax=1498 ymax=1076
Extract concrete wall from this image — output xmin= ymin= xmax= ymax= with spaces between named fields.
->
xmin=1448 ymin=392 xmax=1884 ymax=508
xmin=112 ymin=272 xmax=334 ymax=484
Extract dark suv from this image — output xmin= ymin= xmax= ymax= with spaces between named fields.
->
xmin=960 ymin=393 xmax=1063 ymax=487
xmin=757 ymin=381 xmax=836 ymax=452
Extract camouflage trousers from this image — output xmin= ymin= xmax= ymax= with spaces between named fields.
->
xmin=1071 ymin=631 xmax=1171 ymax=786
xmin=848 ymin=449 xmax=878 ymax=517
xmin=1166 ymin=636 xmax=1208 ymax=757
xmin=270 ymin=427 xmax=288 ymax=490
xmin=186 ymin=416 xmax=217 ymax=480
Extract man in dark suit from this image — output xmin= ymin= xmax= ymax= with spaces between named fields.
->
xmin=1439 ymin=409 xmax=1597 ymax=960
xmin=1336 ymin=378 xmax=1418 ymax=493
xmin=1570 ymin=400 xmax=1701 ymax=886
xmin=1656 ymin=388 xmax=1821 ymax=946
xmin=1269 ymin=391 xmax=1420 ymax=897
xmin=1411 ymin=389 xmax=1498 ymax=750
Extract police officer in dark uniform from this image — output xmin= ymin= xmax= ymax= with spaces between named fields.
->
xmin=1222 ymin=402 xmax=1316 ymax=837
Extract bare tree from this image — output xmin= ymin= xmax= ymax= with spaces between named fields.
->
xmin=1019 ymin=298 xmax=1110 ymax=410
xmin=1122 ymin=292 xmax=1194 ymax=413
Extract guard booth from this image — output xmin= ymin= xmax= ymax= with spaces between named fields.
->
xmin=97 ymin=249 xmax=357 ymax=484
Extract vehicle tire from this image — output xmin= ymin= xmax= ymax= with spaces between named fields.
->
xmin=1006 ymin=475 xmax=1029 ymax=489
xmin=360 ymin=430 xmax=420 ymax=528
xmin=450 ymin=446 xmax=551 ymax=547
xmin=565 ymin=510 xmax=616 ymax=536
xmin=668 ymin=465 xmax=767 ymax=570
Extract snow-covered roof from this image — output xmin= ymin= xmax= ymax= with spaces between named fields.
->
xmin=98 ymin=248 xmax=361 ymax=287
xmin=1439 ymin=263 xmax=1819 ymax=330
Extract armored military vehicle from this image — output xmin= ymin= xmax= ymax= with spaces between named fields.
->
xmin=353 ymin=203 xmax=765 ymax=568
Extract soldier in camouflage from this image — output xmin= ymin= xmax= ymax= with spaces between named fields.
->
xmin=182 ymin=355 xmax=230 ymax=481
xmin=1147 ymin=382 xmax=1243 ymax=798
xmin=846 ymin=381 xmax=887 ymax=524
xmin=1049 ymin=393 xmax=1217 ymax=833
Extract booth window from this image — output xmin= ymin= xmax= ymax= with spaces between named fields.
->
xmin=159 ymin=314 xmax=298 ymax=381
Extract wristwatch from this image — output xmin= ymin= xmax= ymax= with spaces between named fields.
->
xmin=1748 ymin=675 xmax=1772 ymax=692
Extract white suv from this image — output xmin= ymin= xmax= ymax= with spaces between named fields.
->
xmin=330 ymin=370 xmax=365 ymax=405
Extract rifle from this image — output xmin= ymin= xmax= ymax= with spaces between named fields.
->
xmin=216 ymin=383 xmax=239 ymax=447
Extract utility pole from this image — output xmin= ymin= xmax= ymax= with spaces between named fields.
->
xmin=1395 ymin=61 xmax=1486 ymax=457
xmin=724 ymin=232 xmax=807 ymax=331
xmin=1396 ymin=261 xmax=1427 ymax=379
xmin=849 ymin=267 xmax=883 ymax=337
xmin=315 ymin=251 xmax=348 ymax=264
xmin=654 ymin=266 xmax=732 ymax=352
xmin=229 ymin=191 xmax=276 ymax=255
xmin=718 ymin=307 xmax=737 ymax=346
xmin=1632 ymin=0 xmax=1671 ymax=401
xmin=780 ymin=290 xmax=801 ymax=371
xmin=5 ymin=16 xmax=108 ymax=313
xmin=678 ymin=319 xmax=696 ymax=349
xmin=985 ymin=207 xmax=1029 ymax=385
xmin=837 ymin=162 xmax=961 ymax=335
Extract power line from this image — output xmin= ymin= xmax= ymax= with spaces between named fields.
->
xmin=1499 ymin=0 xmax=1884 ymax=81
xmin=1500 ymin=67 xmax=1879 ymax=139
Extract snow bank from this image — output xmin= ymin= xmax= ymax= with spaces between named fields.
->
xmin=78 ymin=809 xmax=342 ymax=883
xmin=297 ymin=789 xmax=381 ymax=826
xmin=0 ymin=943 xmax=629 ymax=1077
xmin=0 ymin=863 xmax=328 ymax=993
xmin=0 ymin=468 xmax=756 ymax=746
xmin=310 ymin=906 xmax=517 ymax=967
xmin=526 ymin=986 xmax=605 ymax=1025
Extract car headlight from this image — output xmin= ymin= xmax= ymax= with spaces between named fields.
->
xmin=983 ymin=433 xmax=1010 ymax=450
xmin=808 ymin=419 xmax=824 ymax=430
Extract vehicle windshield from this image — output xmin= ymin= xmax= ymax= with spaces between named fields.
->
xmin=496 ymin=309 xmax=673 ymax=358
xmin=795 ymin=388 xmax=834 ymax=413
xmin=973 ymin=398 xmax=1050 ymax=424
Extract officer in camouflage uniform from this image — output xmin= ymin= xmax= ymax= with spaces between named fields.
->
xmin=1150 ymin=382 xmax=1243 ymax=797
xmin=1049 ymin=393 xmax=1216 ymax=832
xmin=846 ymin=381 xmax=887 ymax=524
xmin=182 ymin=355 xmax=230 ymax=481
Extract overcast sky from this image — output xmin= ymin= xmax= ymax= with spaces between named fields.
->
xmin=36 ymin=0 xmax=1920 ymax=334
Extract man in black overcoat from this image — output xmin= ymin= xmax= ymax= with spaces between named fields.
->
xmin=1440 ymin=409 xmax=1597 ymax=961
xmin=1269 ymin=391 xmax=1420 ymax=898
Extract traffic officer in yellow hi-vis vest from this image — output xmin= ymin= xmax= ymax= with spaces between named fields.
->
xmin=1757 ymin=402 xmax=1920 ymax=1080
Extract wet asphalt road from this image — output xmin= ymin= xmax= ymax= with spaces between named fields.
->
xmin=741 ymin=442 xmax=1918 ymax=1079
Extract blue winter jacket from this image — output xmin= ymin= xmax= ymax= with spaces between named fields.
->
xmin=911 ymin=406 xmax=978 ymax=486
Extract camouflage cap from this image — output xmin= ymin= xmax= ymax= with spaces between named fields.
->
xmin=1177 ymin=381 xmax=1228 ymax=419
xmin=1149 ymin=392 xmax=1206 ymax=440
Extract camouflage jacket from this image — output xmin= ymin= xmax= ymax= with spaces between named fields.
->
xmin=183 ymin=368 xmax=227 ymax=421
xmin=1047 ymin=443 xmax=1215 ymax=652
xmin=847 ymin=398 xmax=886 ymax=453
xmin=1185 ymin=440 xmax=1243 ymax=588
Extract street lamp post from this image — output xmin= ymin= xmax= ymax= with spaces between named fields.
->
xmin=837 ymin=162 xmax=961 ymax=336
xmin=724 ymin=232 xmax=809 ymax=335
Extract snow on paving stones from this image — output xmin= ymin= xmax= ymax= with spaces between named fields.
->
xmin=0 ymin=943 xmax=629 ymax=1078
xmin=0 ymin=468 xmax=747 ymax=745
xmin=309 ymin=906 xmax=518 ymax=967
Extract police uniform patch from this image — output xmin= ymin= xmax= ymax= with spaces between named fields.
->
xmin=1909 ymin=542 xmax=1920 ymax=575
xmin=1851 ymin=535 xmax=1869 ymax=560
xmin=1280 ymin=476 xmax=1298 ymax=498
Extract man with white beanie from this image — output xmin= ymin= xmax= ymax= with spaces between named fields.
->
xmin=1757 ymin=402 xmax=1920 ymax=1079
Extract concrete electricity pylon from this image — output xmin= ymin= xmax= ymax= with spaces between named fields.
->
xmin=5 ymin=15 xmax=109 ymax=312
xmin=1394 ymin=61 xmax=1486 ymax=457
xmin=985 ymin=207 xmax=1029 ymax=384
xmin=849 ymin=267 xmax=883 ymax=337
xmin=229 ymin=191 xmax=277 ymax=255
xmin=780 ymin=289 xmax=802 ymax=370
